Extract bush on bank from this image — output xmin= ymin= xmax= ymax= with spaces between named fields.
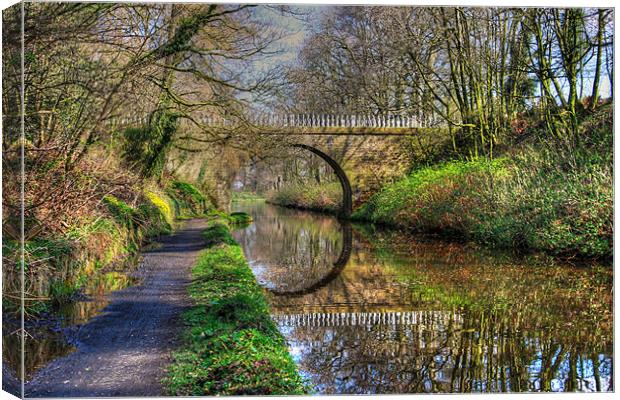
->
xmin=228 ymin=211 xmax=253 ymax=226
xmin=354 ymin=107 xmax=613 ymax=259
xmin=267 ymin=182 xmax=342 ymax=214
xmin=165 ymin=219 xmax=307 ymax=395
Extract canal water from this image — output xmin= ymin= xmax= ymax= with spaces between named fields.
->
xmin=2 ymin=270 xmax=138 ymax=382
xmin=231 ymin=200 xmax=613 ymax=394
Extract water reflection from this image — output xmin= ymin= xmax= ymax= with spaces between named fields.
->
xmin=2 ymin=271 xmax=138 ymax=381
xmin=232 ymin=201 xmax=613 ymax=394
xmin=270 ymin=222 xmax=352 ymax=297
xmin=233 ymin=202 xmax=345 ymax=294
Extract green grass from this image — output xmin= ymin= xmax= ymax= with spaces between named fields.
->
xmin=353 ymin=108 xmax=613 ymax=259
xmin=202 ymin=222 xmax=237 ymax=247
xmin=228 ymin=212 xmax=253 ymax=226
xmin=165 ymin=220 xmax=308 ymax=395
xmin=353 ymin=158 xmax=509 ymax=229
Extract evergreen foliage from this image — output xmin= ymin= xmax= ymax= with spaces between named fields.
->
xmin=123 ymin=111 xmax=180 ymax=179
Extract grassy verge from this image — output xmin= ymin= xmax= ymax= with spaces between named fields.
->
xmin=267 ymin=182 xmax=342 ymax=214
xmin=165 ymin=219 xmax=307 ymax=395
xmin=353 ymin=108 xmax=613 ymax=259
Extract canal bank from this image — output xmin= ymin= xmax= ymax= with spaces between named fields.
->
xmin=164 ymin=217 xmax=307 ymax=395
xmin=264 ymin=105 xmax=613 ymax=261
xmin=9 ymin=201 xmax=613 ymax=395
xmin=231 ymin=200 xmax=613 ymax=394
xmin=10 ymin=213 xmax=308 ymax=397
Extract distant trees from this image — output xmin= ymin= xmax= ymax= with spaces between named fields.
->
xmin=1 ymin=4 xmax=614 ymax=234
xmin=285 ymin=7 xmax=613 ymax=157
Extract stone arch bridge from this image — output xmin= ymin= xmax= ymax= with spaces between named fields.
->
xmin=110 ymin=113 xmax=448 ymax=217
xmin=247 ymin=113 xmax=448 ymax=217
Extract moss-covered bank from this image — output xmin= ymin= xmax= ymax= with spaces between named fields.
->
xmin=2 ymin=180 xmax=210 ymax=313
xmin=164 ymin=218 xmax=307 ymax=396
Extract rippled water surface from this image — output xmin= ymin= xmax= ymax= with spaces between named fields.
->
xmin=232 ymin=200 xmax=613 ymax=394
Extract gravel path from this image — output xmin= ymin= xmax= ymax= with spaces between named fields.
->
xmin=25 ymin=219 xmax=207 ymax=397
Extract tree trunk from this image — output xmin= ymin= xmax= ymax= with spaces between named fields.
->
xmin=590 ymin=9 xmax=606 ymax=110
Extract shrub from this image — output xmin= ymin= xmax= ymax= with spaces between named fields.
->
xmin=144 ymin=190 xmax=174 ymax=226
xmin=136 ymin=190 xmax=175 ymax=236
xmin=228 ymin=212 xmax=252 ymax=226
xmin=267 ymin=182 xmax=342 ymax=214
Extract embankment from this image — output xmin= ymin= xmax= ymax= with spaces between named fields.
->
xmin=353 ymin=109 xmax=612 ymax=259
xmin=2 ymin=180 xmax=211 ymax=313
xmin=266 ymin=182 xmax=342 ymax=215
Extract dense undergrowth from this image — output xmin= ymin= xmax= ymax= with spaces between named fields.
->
xmin=2 ymin=180 xmax=210 ymax=313
xmin=267 ymin=182 xmax=342 ymax=214
xmin=165 ymin=217 xmax=307 ymax=395
xmin=354 ymin=106 xmax=613 ymax=259
xmin=166 ymin=180 xmax=212 ymax=217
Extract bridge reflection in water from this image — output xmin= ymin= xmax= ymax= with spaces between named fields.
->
xmin=231 ymin=201 xmax=613 ymax=394
xmin=272 ymin=310 xmax=463 ymax=327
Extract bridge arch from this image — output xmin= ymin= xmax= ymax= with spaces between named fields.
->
xmin=291 ymin=144 xmax=352 ymax=218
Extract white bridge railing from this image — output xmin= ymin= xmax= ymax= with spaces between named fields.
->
xmin=105 ymin=113 xmax=445 ymax=129
xmin=238 ymin=113 xmax=445 ymax=129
